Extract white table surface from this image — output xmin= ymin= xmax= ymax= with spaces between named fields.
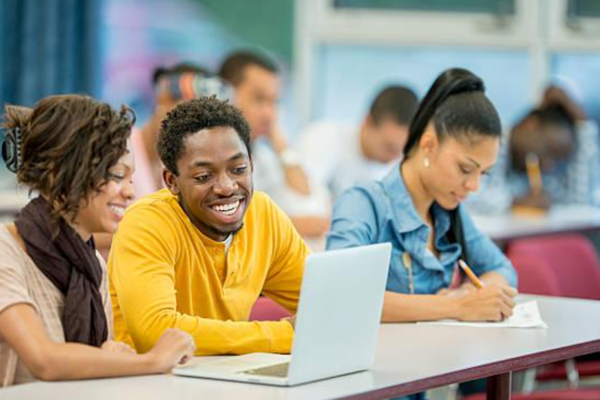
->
xmin=471 ymin=205 xmax=600 ymax=241
xmin=2 ymin=295 xmax=600 ymax=400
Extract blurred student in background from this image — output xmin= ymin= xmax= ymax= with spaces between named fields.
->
xmin=298 ymin=85 xmax=418 ymax=202
xmin=0 ymin=95 xmax=194 ymax=386
xmin=132 ymin=63 xmax=233 ymax=198
xmin=510 ymin=85 xmax=600 ymax=209
xmin=327 ymin=68 xmax=517 ymax=335
xmin=467 ymin=84 xmax=600 ymax=214
xmin=219 ymin=50 xmax=330 ymax=247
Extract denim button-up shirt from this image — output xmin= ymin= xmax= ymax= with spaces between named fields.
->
xmin=326 ymin=164 xmax=517 ymax=294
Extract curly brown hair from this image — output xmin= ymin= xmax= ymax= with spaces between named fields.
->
xmin=2 ymin=94 xmax=135 ymax=226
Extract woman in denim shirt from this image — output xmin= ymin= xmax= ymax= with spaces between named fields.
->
xmin=328 ymin=68 xmax=518 ymax=324
xmin=327 ymin=69 xmax=518 ymax=400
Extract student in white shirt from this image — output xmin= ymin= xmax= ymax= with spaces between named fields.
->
xmin=299 ymin=85 xmax=419 ymax=202
xmin=219 ymin=51 xmax=330 ymax=247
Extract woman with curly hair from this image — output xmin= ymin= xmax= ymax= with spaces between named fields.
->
xmin=0 ymin=95 xmax=195 ymax=387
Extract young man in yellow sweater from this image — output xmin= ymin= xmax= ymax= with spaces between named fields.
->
xmin=108 ymin=96 xmax=310 ymax=355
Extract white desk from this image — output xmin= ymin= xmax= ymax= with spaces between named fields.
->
xmin=471 ymin=205 xmax=600 ymax=242
xmin=2 ymin=295 xmax=600 ymax=400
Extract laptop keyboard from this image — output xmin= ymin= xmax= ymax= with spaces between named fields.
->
xmin=242 ymin=362 xmax=290 ymax=378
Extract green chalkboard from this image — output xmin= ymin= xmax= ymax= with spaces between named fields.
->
xmin=195 ymin=0 xmax=294 ymax=63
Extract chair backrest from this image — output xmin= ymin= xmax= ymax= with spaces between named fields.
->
xmin=506 ymin=234 xmax=600 ymax=301
xmin=249 ymin=296 xmax=291 ymax=321
xmin=507 ymin=253 xmax=561 ymax=296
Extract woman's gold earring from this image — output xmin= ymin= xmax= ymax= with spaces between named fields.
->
xmin=423 ymin=157 xmax=430 ymax=168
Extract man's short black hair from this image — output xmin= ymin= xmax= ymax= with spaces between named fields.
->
xmin=218 ymin=50 xmax=279 ymax=87
xmin=152 ymin=62 xmax=210 ymax=86
xmin=369 ymin=85 xmax=419 ymax=126
xmin=158 ymin=96 xmax=251 ymax=175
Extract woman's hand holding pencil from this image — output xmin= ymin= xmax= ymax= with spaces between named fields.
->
xmin=458 ymin=259 xmax=485 ymax=289
xmin=450 ymin=259 xmax=518 ymax=321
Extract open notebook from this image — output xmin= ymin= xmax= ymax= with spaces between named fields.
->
xmin=419 ymin=301 xmax=547 ymax=329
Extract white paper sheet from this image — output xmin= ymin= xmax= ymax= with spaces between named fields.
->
xmin=418 ymin=300 xmax=548 ymax=329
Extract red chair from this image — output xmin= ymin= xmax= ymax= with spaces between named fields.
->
xmin=507 ymin=253 xmax=561 ymax=296
xmin=506 ymin=234 xmax=600 ymax=389
xmin=506 ymin=234 xmax=600 ymax=300
xmin=249 ymin=296 xmax=291 ymax=321
xmin=462 ymin=387 xmax=600 ymax=400
xmin=536 ymin=361 xmax=600 ymax=381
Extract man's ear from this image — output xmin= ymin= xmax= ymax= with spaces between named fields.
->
xmin=163 ymin=168 xmax=180 ymax=195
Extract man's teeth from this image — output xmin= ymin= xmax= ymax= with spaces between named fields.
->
xmin=212 ymin=200 xmax=240 ymax=216
xmin=109 ymin=205 xmax=125 ymax=217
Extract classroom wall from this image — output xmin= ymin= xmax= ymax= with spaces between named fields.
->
xmin=195 ymin=0 xmax=294 ymax=64
xmin=313 ymin=45 xmax=531 ymax=128
xmin=102 ymin=0 xmax=297 ymax=137
xmin=2 ymin=0 xmax=600 ymax=187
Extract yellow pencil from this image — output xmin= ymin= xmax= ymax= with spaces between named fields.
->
xmin=458 ymin=259 xmax=484 ymax=290
xmin=525 ymin=152 xmax=543 ymax=195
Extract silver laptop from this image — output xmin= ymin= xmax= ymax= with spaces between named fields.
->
xmin=173 ymin=243 xmax=392 ymax=386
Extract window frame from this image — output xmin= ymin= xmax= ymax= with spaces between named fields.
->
xmin=293 ymin=0 xmax=600 ymax=127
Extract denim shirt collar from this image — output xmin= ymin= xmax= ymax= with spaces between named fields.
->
xmin=382 ymin=163 xmax=452 ymax=242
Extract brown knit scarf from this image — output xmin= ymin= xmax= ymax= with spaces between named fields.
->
xmin=14 ymin=197 xmax=108 ymax=346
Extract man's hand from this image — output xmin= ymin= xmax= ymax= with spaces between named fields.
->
xmin=512 ymin=190 xmax=552 ymax=211
xmin=266 ymin=126 xmax=288 ymax=154
xmin=283 ymin=314 xmax=297 ymax=330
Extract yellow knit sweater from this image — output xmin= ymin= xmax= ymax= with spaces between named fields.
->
xmin=108 ymin=189 xmax=309 ymax=355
